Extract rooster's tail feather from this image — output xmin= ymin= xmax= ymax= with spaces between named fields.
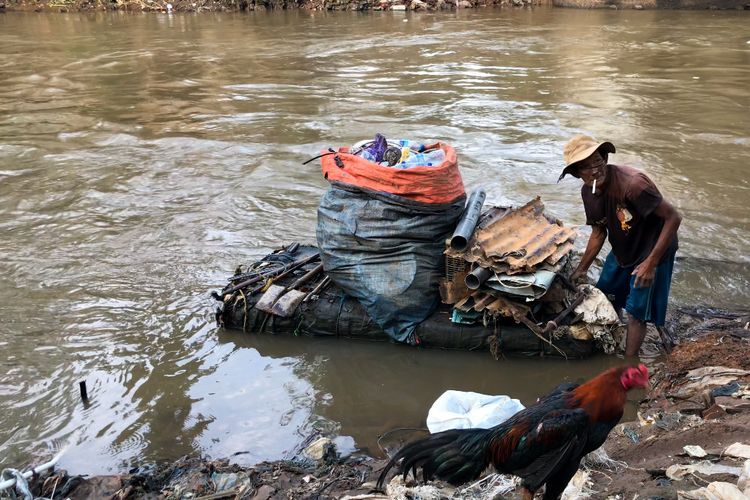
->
xmin=376 ymin=428 xmax=490 ymax=490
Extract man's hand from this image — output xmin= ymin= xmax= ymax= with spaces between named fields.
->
xmin=570 ymin=268 xmax=587 ymax=284
xmin=632 ymin=259 xmax=656 ymax=288
xmin=572 ymin=225 xmax=607 ymax=286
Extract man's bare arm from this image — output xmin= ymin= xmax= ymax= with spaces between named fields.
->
xmin=632 ymin=199 xmax=682 ymax=288
xmin=571 ymin=224 xmax=607 ymax=282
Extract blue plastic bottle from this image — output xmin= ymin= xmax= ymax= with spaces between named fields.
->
xmin=399 ymin=149 xmax=446 ymax=169
xmin=398 ymin=139 xmax=426 ymax=153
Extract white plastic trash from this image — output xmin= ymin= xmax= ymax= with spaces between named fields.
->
xmin=426 ymin=390 xmax=525 ymax=433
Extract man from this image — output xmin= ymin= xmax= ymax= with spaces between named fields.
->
xmin=560 ymin=135 xmax=682 ymax=357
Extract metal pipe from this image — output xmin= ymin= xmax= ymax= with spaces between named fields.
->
xmin=220 ymin=253 xmax=320 ymax=297
xmin=542 ymin=290 xmax=588 ymax=334
xmin=465 ymin=266 xmax=493 ymax=290
xmin=450 ymin=188 xmax=486 ymax=252
xmin=303 ymin=276 xmax=332 ymax=303
xmin=0 ymin=450 xmax=65 ymax=492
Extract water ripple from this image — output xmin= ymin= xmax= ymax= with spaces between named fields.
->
xmin=0 ymin=9 xmax=748 ymax=475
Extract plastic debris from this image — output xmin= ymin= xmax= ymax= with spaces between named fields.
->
xmin=673 ymin=366 xmax=750 ymax=399
xmin=566 ymin=287 xmax=623 ymax=353
xmin=623 ymin=427 xmax=640 ymax=443
xmin=581 ymin=448 xmax=628 ymax=472
xmin=398 ymin=149 xmax=446 ymax=169
xmin=0 ymin=469 xmax=32 ymax=500
xmin=683 ymin=445 xmax=708 ymax=458
xmin=688 ymin=366 xmax=750 ymax=379
xmin=561 ymin=470 xmax=595 ymax=499
xmin=666 ymin=461 xmax=742 ymax=481
xmin=711 ymin=381 xmax=742 ymax=398
xmin=574 ymin=285 xmax=620 ymax=325
xmin=724 ymin=443 xmax=750 ymax=460
xmin=303 ymin=437 xmax=335 ymax=461
xmin=456 ymin=473 xmax=518 ymax=499
xmin=384 ymin=476 xmax=446 ymax=500
xmin=210 ymin=472 xmax=242 ymax=492
xmin=450 ymin=309 xmax=482 ymax=325
xmin=637 ymin=411 xmax=656 ymax=427
xmin=353 ymin=135 xmax=441 ymax=169
xmin=678 ymin=481 xmax=749 ymax=500
xmin=426 ymin=390 xmax=525 ymax=433
xmin=485 ymin=269 xmax=558 ymax=300
xmin=678 ymin=463 xmax=750 ymax=500
xmin=738 ymin=460 xmax=750 ymax=493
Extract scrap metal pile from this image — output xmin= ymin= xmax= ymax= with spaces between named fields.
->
xmin=440 ymin=194 xmax=620 ymax=355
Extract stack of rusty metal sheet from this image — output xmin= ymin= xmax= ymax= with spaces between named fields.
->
xmin=454 ymin=197 xmax=576 ymax=275
xmin=440 ymin=198 xmax=578 ymax=341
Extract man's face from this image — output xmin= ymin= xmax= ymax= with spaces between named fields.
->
xmin=575 ymin=151 xmax=607 ymax=188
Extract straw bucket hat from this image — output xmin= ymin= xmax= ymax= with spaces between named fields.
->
xmin=558 ymin=135 xmax=616 ymax=181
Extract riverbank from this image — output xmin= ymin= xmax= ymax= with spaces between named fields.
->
xmin=0 ymin=0 xmax=543 ymax=13
xmin=1 ymin=0 xmax=748 ymax=13
xmin=9 ymin=307 xmax=750 ymax=499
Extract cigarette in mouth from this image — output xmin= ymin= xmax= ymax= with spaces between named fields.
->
xmin=592 ymin=179 xmax=597 ymax=194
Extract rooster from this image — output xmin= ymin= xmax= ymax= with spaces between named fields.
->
xmin=376 ymin=364 xmax=648 ymax=500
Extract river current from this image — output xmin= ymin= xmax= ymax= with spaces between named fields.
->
xmin=0 ymin=9 xmax=748 ymax=473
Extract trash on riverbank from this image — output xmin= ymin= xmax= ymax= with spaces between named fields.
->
xmin=588 ymin=313 xmax=750 ymax=499
xmin=13 ymin=451 xmax=384 ymax=500
xmin=425 ymin=390 xmax=525 ymax=433
xmin=677 ymin=459 xmax=750 ymax=499
xmin=724 ymin=443 xmax=750 ymax=460
xmin=666 ymin=461 xmax=743 ymax=480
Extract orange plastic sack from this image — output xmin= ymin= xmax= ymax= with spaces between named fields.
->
xmin=321 ymin=142 xmax=466 ymax=205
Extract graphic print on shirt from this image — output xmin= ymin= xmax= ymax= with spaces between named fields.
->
xmin=616 ymin=205 xmax=633 ymax=233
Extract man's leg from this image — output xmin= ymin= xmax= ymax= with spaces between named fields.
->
xmin=623 ymin=251 xmax=677 ymax=358
xmin=596 ymin=252 xmax=630 ymax=311
xmin=625 ymin=315 xmax=647 ymax=357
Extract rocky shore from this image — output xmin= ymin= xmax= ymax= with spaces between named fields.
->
xmin=7 ymin=307 xmax=750 ymax=499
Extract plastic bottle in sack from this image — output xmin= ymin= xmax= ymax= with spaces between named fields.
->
xmin=361 ymin=150 xmax=378 ymax=162
xmin=398 ymin=147 xmax=412 ymax=164
xmin=398 ymin=139 xmax=426 ymax=153
xmin=398 ymin=148 xmax=446 ymax=168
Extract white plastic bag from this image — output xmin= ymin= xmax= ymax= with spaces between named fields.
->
xmin=426 ymin=390 xmax=525 ymax=433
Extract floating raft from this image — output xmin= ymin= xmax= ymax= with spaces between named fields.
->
xmin=214 ymin=246 xmax=595 ymax=358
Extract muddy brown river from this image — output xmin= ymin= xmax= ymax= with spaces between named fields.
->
xmin=0 ymin=9 xmax=748 ymax=474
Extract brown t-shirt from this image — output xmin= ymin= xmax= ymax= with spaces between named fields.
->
xmin=582 ymin=165 xmax=678 ymax=268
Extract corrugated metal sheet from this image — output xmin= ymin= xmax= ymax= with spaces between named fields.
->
xmin=454 ymin=290 xmax=531 ymax=322
xmin=449 ymin=197 xmax=576 ymax=275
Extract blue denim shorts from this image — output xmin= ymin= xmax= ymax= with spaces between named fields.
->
xmin=596 ymin=250 xmax=676 ymax=326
